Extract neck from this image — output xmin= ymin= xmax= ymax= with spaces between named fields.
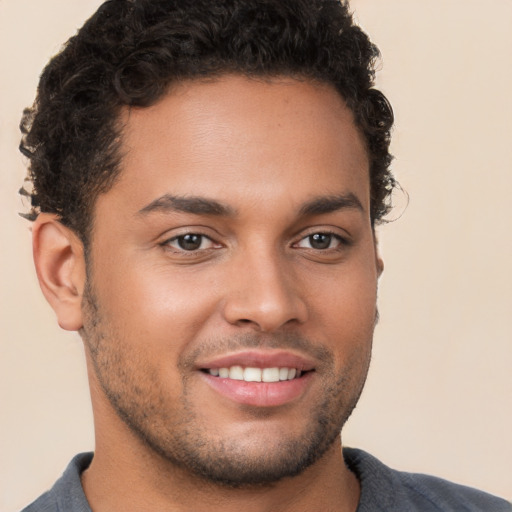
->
xmin=82 ymin=438 xmax=359 ymax=512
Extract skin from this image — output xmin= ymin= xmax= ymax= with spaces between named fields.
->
xmin=33 ymin=75 xmax=383 ymax=512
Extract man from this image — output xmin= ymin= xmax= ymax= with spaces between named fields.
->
xmin=16 ymin=0 xmax=511 ymax=510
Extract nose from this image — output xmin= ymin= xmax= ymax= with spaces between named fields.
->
xmin=222 ymin=249 xmax=308 ymax=332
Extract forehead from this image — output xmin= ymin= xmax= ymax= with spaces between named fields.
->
xmin=102 ymin=75 xmax=370 ymax=217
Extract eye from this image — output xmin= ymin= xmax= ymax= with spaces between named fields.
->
xmin=296 ymin=232 xmax=343 ymax=250
xmin=165 ymin=233 xmax=218 ymax=252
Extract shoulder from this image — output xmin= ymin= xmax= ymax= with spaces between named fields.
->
xmin=343 ymin=447 xmax=511 ymax=512
xmin=21 ymin=453 xmax=93 ymax=512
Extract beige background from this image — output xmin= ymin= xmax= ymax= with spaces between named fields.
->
xmin=1 ymin=1 xmax=511 ymax=510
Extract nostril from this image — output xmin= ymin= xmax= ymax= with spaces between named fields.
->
xmin=222 ymin=285 xmax=309 ymax=332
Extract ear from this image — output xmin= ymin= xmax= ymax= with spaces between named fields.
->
xmin=372 ymin=231 xmax=384 ymax=278
xmin=32 ymin=213 xmax=86 ymax=331
xmin=376 ymin=254 xmax=384 ymax=278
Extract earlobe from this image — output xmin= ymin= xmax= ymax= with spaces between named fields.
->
xmin=372 ymin=234 xmax=384 ymax=278
xmin=32 ymin=214 xmax=86 ymax=331
xmin=376 ymin=256 xmax=384 ymax=277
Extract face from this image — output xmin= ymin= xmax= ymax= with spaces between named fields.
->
xmin=82 ymin=75 xmax=381 ymax=486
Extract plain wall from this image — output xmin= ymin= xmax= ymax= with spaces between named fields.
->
xmin=1 ymin=1 xmax=511 ymax=510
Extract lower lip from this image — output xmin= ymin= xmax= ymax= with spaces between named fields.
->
xmin=200 ymin=372 xmax=313 ymax=407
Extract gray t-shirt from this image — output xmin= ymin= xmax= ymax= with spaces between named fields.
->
xmin=22 ymin=449 xmax=511 ymax=511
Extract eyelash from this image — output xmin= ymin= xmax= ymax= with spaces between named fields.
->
xmin=161 ymin=230 xmax=350 ymax=254
xmin=293 ymin=231 xmax=350 ymax=251
xmin=162 ymin=233 xmax=220 ymax=253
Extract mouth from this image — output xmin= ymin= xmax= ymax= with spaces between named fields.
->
xmin=197 ymin=351 xmax=315 ymax=407
xmin=202 ymin=366 xmax=307 ymax=382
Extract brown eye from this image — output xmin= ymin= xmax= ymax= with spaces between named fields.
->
xmin=296 ymin=233 xmax=341 ymax=250
xmin=308 ymin=233 xmax=333 ymax=249
xmin=165 ymin=234 xmax=216 ymax=251
xmin=177 ymin=234 xmax=203 ymax=250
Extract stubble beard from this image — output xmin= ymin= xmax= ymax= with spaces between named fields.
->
xmin=81 ymin=280 xmax=373 ymax=488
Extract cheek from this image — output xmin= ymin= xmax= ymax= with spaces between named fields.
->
xmin=94 ymin=259 xmax=221 ymax=353
xmin=304 ymin=255 xmax=378 ymax=359
xmin=308 ymin=253 xmax=378 ymax=320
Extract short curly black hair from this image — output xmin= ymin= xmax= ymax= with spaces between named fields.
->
xmin=20 ymin=0 xmax=394 ymax=243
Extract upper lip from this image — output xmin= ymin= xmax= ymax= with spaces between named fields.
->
xmin=196 ymin=350 xmax=316 ymax=372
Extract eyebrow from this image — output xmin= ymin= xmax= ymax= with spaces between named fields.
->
xmin=298 ymin=193 xmax=364 ymax=216
xmin=137 ymin=192 xmax=363 ymax=218
xmin=138 ymin=194 xmax=236 ymax=217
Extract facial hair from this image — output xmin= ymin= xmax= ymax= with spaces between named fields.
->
xmin=81 ymin=279 xmax=372 ymax=488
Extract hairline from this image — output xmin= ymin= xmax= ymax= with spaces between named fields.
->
xmin=80 ymin=71 xmax=374 ymax=252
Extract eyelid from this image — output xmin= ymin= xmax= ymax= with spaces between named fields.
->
xmin=159 ymin=228 xmax=224 ymax=253
xmin=157 ymin=224 xmax=220 ymax=242
xmin=292 ymin=226 xmax=352 ymax=245
xmin=166 ymin=234 xmax=217 ymax=251
xmin=296 ymin=233 xmax=343 ymax=248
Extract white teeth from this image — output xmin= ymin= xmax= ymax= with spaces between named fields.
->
xmin=229 ymin=366 xmax=244 ymax=380
xmin=244 ymin=367 xmax=262 ymax=382
xmin=262 ymin=367 xmax=280 ymax=383
xmin=208 ymin=366 xmax=303 ymax=382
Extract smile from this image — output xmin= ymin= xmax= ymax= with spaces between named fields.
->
xmin=197 ymin=350 xmax=316 ymax=406
xmin=206 ymin=366 xmax=303 ymax=382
